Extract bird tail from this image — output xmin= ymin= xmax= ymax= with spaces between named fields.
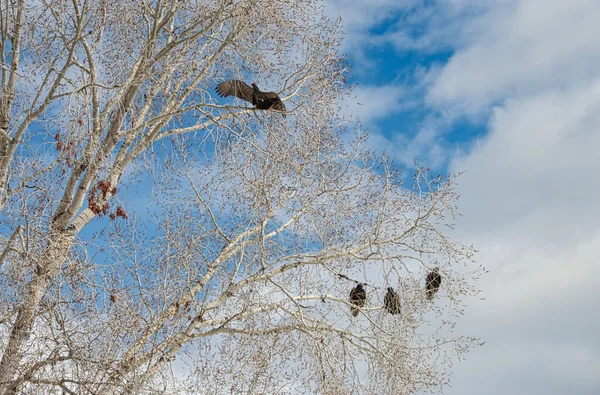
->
xmin=351 ymin=307 xmax=359 ymax=317
xmin=425 ymin=289 xmax=435 ymax=301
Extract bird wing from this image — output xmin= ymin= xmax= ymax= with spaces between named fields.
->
xmin=271 ymin=100 xmax=286 ymax=113
xmin=426 ymin=272 xmax=441 ymax=288
xmin=425 ymin=273 xmax=441 ymax=300
xmin=425 ymin=273 xmax=432 ymax=287
xmin=384 ymin=290 xmax=400 ymax=313
xmin=425 ymin=273 xmax=433 ymax=287
xmin=384 ymin=294 xmax=392 ymax=312
xmin=350 ymin=287 xmax=357 ymax=300
xmin=215 ymin=80 xmax=254 ymax=104
xmin=392 ymin=294 xmax=401 ymax=313
xmin=263 ymin=91 xmax=287 ymax=112
xmin=350 ymin=287 xmax=366 ymax=307
xmin=262 ymin=91 xmax=280 ymax=100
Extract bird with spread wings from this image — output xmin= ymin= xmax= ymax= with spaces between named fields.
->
xmin=216 ymin=80 xmax=286 ymax=116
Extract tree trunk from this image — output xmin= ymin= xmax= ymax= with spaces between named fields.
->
xmin=0 ymin=229 xmax=74 ymax=394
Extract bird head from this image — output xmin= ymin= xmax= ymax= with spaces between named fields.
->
xmin=356 ymin=283 xmax=364 ymax=290
xmin=251 ymin=82 xmax=258 ymax=89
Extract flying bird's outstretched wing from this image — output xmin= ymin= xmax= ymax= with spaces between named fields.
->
xmin=216 ymin=80 xmax=254 ymax=104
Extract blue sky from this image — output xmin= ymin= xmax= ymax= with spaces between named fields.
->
xmin=331 ymin=1 xmax=492 ymax=172
xmin=326 ymin=0 xmax=600 ymax=393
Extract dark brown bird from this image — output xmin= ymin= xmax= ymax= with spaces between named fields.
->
xmin=349 ymin=284 xmax=366 ymax=317
xmin=425 ymin=267 xmax=442 ymax=301
xmin=384 ymin=287 xmax=401 ymax=315
xmin=215 ymin=80 xmax=286 ymax=116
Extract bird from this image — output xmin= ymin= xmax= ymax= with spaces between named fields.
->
xmin=383 ymin=287 xmax=401 ymax=315
xmin=425 ymin=267 xmax=442 ymax=301
xmin=215 ymin=80 xmax=286 ymax=116
xmin=349 ymin=284 xmax=366 ymax=317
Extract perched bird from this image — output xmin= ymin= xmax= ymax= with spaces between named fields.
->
xmin=349 ymin=284 xmax=366 ymax=317
xmin=215 ymin=80 xmax=286 ymax=115
xmin=384 ymin=287 xmax=401 ymax=315
xmin=425 ymin=267 xmax=442 ymax=301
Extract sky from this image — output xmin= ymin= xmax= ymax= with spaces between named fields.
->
xmin=10 ymin=1 xmax=596 ymax=392
xmin=325 ymin=0 xmax=600 ymax=393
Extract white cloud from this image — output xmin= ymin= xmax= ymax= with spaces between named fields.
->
xmin=444 ymin=25 xmax=600 ymax=395
xmin=427 ymin=0 xmax=600 ymax=113
xmin=341 ymin=83 xmax=406 ymax=123
xmin=325 ymin=0 xmax=420 ymax=72
xmin=446 ymin=234 xmax=600 ymax=395
xmin=325 ymin=0 xmax=418 ymax=33
xmin=452 ymin=79 xmax=600 ymax=245
xmin=364 ymin=115 xmax=452 ymax=169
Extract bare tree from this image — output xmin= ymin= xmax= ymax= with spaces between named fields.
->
xmin=0 ymin=0 xmax=483 ymax=393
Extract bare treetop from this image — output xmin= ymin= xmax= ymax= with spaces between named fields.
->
xmin=0 ymin=0 xmax=483 ymax=394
